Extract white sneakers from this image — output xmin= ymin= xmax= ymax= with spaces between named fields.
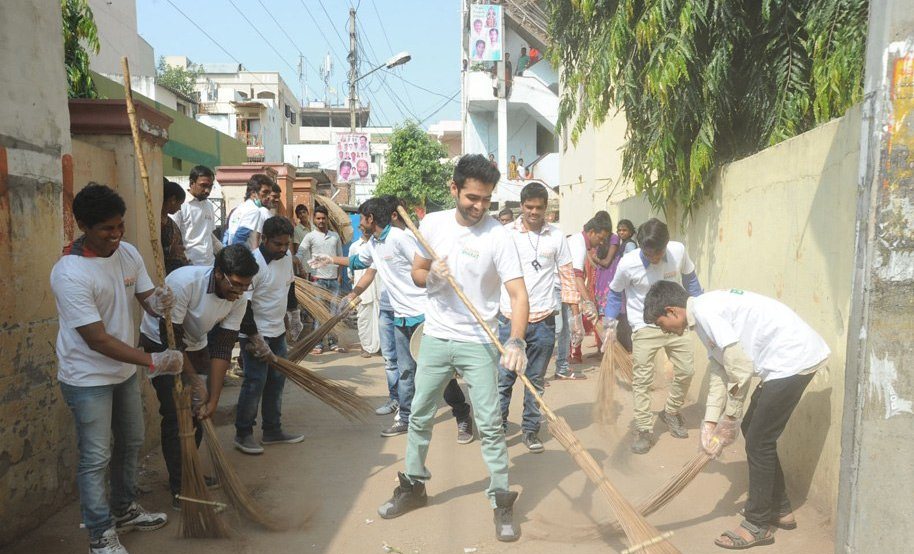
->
xmin=88 ymin=528 xmax=127 ymax=554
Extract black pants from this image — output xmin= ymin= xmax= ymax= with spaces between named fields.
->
xmin=444 ymin=378 xmax=471 ymax=421
xmin=741 ymin=372 xmax=814 ymax=527
xmin=616 ymin=315 xmax=633 ymax=353
xmin=140 ymin=333 xmax=204 ymax=496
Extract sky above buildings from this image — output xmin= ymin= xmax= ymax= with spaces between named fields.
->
xmin=136 ymin=0 xmax=462 ymax=127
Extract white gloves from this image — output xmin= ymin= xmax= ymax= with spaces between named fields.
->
xmin=308 ymin=254 xmax=333 ymax=269
xmin=700 ymin=417 xmax=740 ymax=458
xmin=285 ymin=309 xmax=304 ymax=340
xmin=501 ymin=337 xmax=528 ymax=373
xmin=148 ymin=286 xmax=175 ymax=316
xmin=246 ymin=333 xmax=276 ymax=362
xmin=335 ymin=293 xmax=357 ymax=315
xmin=148 ymin=349 xmax=183 ymax=378
xmin=600 ymin=319 xmax=618 ymax=352
xmin=581 ymin=300 xmax=597 ymax=321
xmin=570 ymin=313 xmax=585 ymax=347
xmin=426 ymin=256 xmax=450 ymax=292
xmin=187 ymin=373 xmax=208 ymax=412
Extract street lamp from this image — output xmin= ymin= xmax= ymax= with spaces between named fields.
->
xmin=350 ymin=51 xmax=412 ymax=131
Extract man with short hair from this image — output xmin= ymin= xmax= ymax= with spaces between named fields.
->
xmin=171 ymin=165 xmax=217 ymax=266
xmin=312 ymin=196 xmax=474 ymax=441
xmin=498 ymin=183 xmax=581 ymax=453
xmin=377 ymin=154 xmax=529 ymax=543
xmin=497 ymin=207 xmax=514 ymax=225
xmin=515 ymin=47 xmax=530 ymax=75
xmin=224 ymin=174 xmax=273 ymax=250
xmin=233 ymin=217 xmax=305 ymax=454
xmin=53 ymin=183 xmax=183 ymax=554
xmin=138 ymin=244 xmax=259 ymax=506
xmin=267 ymin=183 xmax=282 ymax=216
xmin=162 ymin=179 xmax=190 ymax=275
xmin=297 ymin=204 xmax=345 ymax=353
xmin=643 ymin=281 xmax=828 ymax=549
xmin=292 ymin=204 xmax=311 ymax=254
xmin=604 ymin=218 xmax=702 ymax=454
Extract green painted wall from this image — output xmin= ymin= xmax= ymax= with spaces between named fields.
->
xmin=93 ymin=72 xmax=246 ymax=173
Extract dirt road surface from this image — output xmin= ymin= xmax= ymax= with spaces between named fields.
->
xmin=6 ymin=337 xmax=835 ymax=554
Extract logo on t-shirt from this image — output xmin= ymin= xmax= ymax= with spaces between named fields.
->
xmin=124 ymin=276 xmax=136 ymax=288
xmin=729 ymin=288 xmax=745 ymax=295
xmin=664 ymin=271 xmax=676 ymax=278
xmin=461 ymin=246 xmax=480 ymax=260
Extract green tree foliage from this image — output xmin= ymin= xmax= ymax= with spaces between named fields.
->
xmin=374 ymin=121 xmax=455 ymax=210
xmin=549 ymin=0 xmax=868 ymax=215
xmin=62 ymin=0 xmax=100 ymax=99
xmin=156 ymin=57 xmax=201 ymax=98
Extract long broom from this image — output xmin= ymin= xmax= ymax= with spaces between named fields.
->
xmin=271 ymin=297 xmax=372 ymax=421
xmin=593 ymin=321 xmax=634 ymax=424
xmin=121 ymin=58 xmax=228 ymax=539
xmin=396 ymin=207 xmax=680 ymax=554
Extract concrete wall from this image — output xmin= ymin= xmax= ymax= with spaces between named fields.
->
xmin=0 ymin=1 xmax=72 ymax=545
xmin=87 ymin=0 xmax=155 ymax=78
xmin=595 ymin=108 xmax=861 ymax=522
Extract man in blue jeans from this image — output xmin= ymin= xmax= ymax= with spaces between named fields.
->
xmin=297 ymin=204 xmax=344 ymax=353
xmin=234 ymin=216 xmax=305 ymax=454
xmin=376 ymin=287 xmax=400 ymax=415
xmin=52 ymin=184 xmax=183 ymax=554
xmin=497 ymin=183 xmax=581 ymax=452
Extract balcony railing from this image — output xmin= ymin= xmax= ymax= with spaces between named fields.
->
xmin=235 ymin=131 xmax=262 ymax=147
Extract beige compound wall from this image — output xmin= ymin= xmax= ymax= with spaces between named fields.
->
xmin=561 ymin=106 xmax=862 ymax=523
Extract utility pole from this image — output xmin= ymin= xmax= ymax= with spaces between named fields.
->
xmin=349 ymin=7 xmax=357 ymax=133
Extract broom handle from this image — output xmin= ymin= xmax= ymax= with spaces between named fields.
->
xmin=121 ymin=58 xmax=178 ymax=354
xmin=396 ymin=206 xmax=559 ymax=420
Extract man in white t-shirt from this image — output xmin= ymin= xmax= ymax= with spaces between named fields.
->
xmin=314 ymin=196 xmax=473 ymax=441
xmin=224 ymin=174 xmax=273 ymax=250
xmin=296 ymin=204 xmax=345 ymax=353
xmin=644 ymin=282 xmax=829 ymax=550
xmin=52 ymin=184 xmax=183 ymax=554
xmin=604 ymin=218 xmax=703 ymax=454
xmin=171 ymin=165 xmax=217 ymax=266
xmin=233 ymin=217 xmax=304 ymax=455
xmin=377 ymin=154 xmax=529 ymax=543
xmin=138 ymin=244 xmax=259 ymax=505
xmin=497 ymin=183 xmax=582 ymax=453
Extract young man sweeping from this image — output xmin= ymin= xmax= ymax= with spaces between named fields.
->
xmin=498 ymin=182 xmax=582 ymax=453
xmin=376 ymin=154 xmax=529 ymax=542
xmin=603 ymin=218 xmax=703 ymax=454
xmin=233 ymin=216 xmax=305 ymax=454
xmin=310 ymin=196 xmax=474 ymax=442
xmin=138 ymin=244 xmax=259 ymax=507
xmin=296 ymin=204 xmax=345 ymax=354
xmin=52 ymin=184 xmax=183 ymax=554
xmin=643 ymin=281 xmax=829 ymax=550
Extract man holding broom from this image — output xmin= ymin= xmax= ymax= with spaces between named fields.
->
xmin=309 ymin=196 xmax=474 ymax=442
xmin=643 ymin=281 xmax=829 ymax=550
xmin=52 ymin=184 xmax=183 ymax=554
xmin=498 ymin=182 xmax=582 ymax=453
xmin=603 ymin=218 xmax=703 ymax=454
xmin=233 ymin=216 xmax=305 ymax=454
xmin=138 ymin=244 xmax=259 ymax=508
xmin=376 ymin=154 xmax=529 ymax=543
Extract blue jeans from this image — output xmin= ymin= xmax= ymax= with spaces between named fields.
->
xmin=236 ymin=335 xmax=288 ymax=437
xmin=498 ymin=315 xmax=556 ymax=433
xmin=60 ymin=373 xmax=144 ymax=540
xmin=379 ymin=309 xmax=399 ymax=401
xmin=314 ymin=278 xmax=340 ymax=349
xmin=554 ymin=288 xmax=571 ymax=376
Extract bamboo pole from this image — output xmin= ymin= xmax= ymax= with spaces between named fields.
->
xmin=395 ymin=207 xmax=678 ymax=553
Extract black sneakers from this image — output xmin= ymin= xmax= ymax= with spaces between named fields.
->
xmin=659 ymin=410 xmax=689 ymax=438
xmin=522 ymin=431 xmax=545 ymax=453
xmin=377 ymin=472 xmax=428 ymax=519
xmin=631 ymin=430 xmax=654 ymax=454
xmin=456 ymin=418 xmax=474 ymax=444
xmin=493 ymin=490 xmax=520 ymax=542
xmin=381 ymin=421 xmax=409 ymax=437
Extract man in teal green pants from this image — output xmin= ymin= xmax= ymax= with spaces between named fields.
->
xmin=377 ymin=154 xmax=530 ymax=542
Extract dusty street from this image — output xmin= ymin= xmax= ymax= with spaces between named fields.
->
xmin=7 ymin=336 xmax=835 ymax=554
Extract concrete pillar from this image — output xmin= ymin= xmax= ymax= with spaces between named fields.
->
xmin=497 ymin=98 xmax=508 ymax=177
xmin=836 ymin=2 xmax=914 ymax=552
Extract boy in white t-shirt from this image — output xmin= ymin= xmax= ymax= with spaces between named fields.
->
xmin=224 ymin=174 xmax=273 ymax=250
xmin=138 ymin=244 xmax=259 ymax=506
xmin=52 ymin=184 xmax=184 ymax=554
xmin=644 ymin=281 xmax=828 ymax=550
xmin=376 ymin=154 xmax=529 ymax=543
xmin=313 ymin=196 xmax=473 ymax=441
xmin=604 ymin=218 xmax=703 ymax=454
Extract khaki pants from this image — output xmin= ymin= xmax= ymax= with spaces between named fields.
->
xmin=631 ymin=326 xmax=694 ymax=431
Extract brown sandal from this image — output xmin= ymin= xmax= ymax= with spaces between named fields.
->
xmin=714 ymin=520 xmax=775 ymax=550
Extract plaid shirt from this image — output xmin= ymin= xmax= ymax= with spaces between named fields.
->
xmin=162 ymin=216 xmax=190 ymax=275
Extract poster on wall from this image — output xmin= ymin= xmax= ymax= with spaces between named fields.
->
xmin=468 ymin=4 xmax=503 ymax=62
xmin=336 ymin=133 xmax=371 ymax=185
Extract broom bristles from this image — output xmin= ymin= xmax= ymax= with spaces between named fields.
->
xmin=200 ymin=419 xmax=289 ymax=531
xmin=287 ymin=298 xmax=360 ymax=362
xmin=594 ymin=340 xmax=633 ymax=424
xmin=269 ymin=357 xmax=372 ymax=421
xmin=175 ymin=388 xmax=229 ymax=538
